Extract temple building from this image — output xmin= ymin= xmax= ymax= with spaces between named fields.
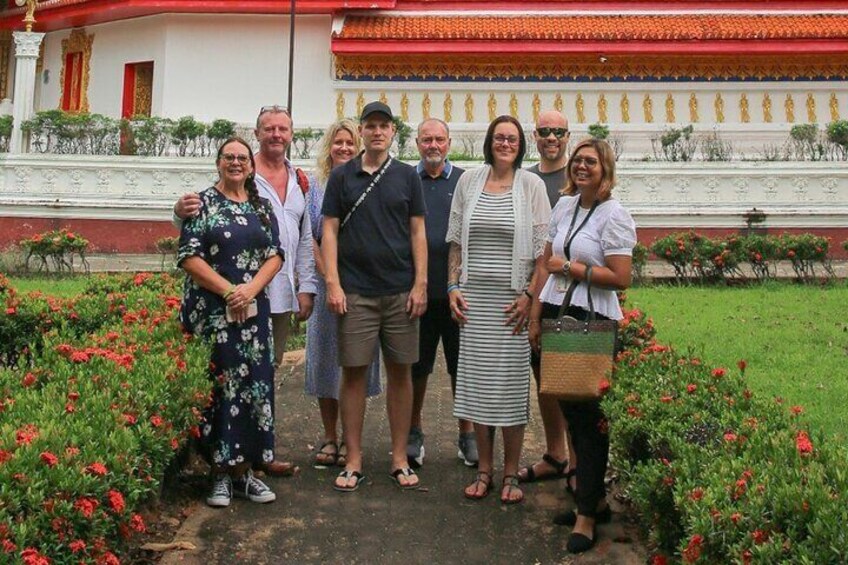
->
xmin=0 ymin=1 xmax=845 ymax=153
xmin=0 ymin=0 xmax=846 ymax=253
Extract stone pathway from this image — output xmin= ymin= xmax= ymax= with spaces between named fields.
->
xmin=159 ymin=351 xmax=646 ymax=565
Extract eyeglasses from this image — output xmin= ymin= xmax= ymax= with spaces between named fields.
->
xmin=258 ymin=105 xmax=291 ymax=116
xmin=537 ymin=127 xmax=569 ymax=139
xmin=493 ymin=134 xmax=520 ymax=146
xmin=221 ymin=153 xmax=250 ymax=164
xmin=572 ymin=156 xmax=599 ymax=168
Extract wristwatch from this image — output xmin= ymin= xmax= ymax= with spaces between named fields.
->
xmin=562 ymin=260 xmax=572 ymax=277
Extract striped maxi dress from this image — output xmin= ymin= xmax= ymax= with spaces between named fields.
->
xmin=453 ymin=191 xmax=530 ymax=427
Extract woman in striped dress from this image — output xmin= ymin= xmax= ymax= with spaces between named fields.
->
xmin=446 ymin=115 xmax=551 ymax=504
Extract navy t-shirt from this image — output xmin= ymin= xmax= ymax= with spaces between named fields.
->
xmin=323 ymin=155 xmax=426 ymax=296
xmin=417 ymin=161 xmax=463 ymax=299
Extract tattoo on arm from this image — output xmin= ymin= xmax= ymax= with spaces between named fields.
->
xmin=448 ymin=242 xmax=462 ymax=286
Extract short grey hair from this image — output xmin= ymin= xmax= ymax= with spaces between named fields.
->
xmin=417 ymin=118 xmax=450 ymax=137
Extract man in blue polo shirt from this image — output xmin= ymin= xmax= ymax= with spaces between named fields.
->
xmin=406 ymin=118 xmax=477 ymax=469
xmin=322 ymin=101 xmax=428 ymax=492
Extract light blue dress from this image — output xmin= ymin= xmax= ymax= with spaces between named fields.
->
xmin=304 ymin=174 xmax=382 ymax=399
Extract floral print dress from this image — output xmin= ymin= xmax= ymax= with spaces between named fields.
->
xmin=178 ymin=187 xmax=284 ymax=468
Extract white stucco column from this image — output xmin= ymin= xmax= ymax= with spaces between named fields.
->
xmin=10 ymin=31 xmax=45 ymax=154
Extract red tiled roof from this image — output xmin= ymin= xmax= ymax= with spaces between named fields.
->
xmin=336 ymin=14 xmax=848 ymax=41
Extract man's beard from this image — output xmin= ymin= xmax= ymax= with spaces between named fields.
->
xmin=423 ymin=153 xmax=444 ymax=167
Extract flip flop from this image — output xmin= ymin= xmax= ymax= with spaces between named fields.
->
xmin=390 ymin=467 xmax=419 ymax=490
xmin=333 ymin=470 xmax=365 ymax=492
xmin=518 ymin=453 xmax=569 ymax=483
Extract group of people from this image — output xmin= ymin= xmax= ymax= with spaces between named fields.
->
xmin=175 ymin=100 xmax=636 ymax=554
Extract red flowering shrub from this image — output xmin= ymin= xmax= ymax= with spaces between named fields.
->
xmin=0 ymin=273 xmax=209 ymax=561
xmin=650 ymin=231 xmax=834 ymax=283
xmin=605 ymin=300 xmax=848 ymax=563
xmin=19 ymin=228 xmax=90 ymax=274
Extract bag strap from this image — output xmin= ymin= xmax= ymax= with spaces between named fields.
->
xmin=563 ymin=199 xmax=599 ymax=260
xmin=555 ymin=265 xmax=597 ymax=321
xmin=340 ymin=156 xmax=392 ymax=230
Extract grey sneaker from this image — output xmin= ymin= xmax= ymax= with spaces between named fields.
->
xmin=233 ymin=470 xmax=276 ymax=503
xmin=406 ymin=426 xmax=425 ymax=468
xmin=206 ymin=474 xmax=232 ymax=507
xmin=458 ymin=432 xmax=479 ymax=467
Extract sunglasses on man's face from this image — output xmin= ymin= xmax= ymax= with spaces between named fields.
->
xmin=536 ymin=127 xmax=569 ymax=139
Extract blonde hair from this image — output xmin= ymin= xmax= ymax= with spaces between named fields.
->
xmin=315 ymin=119 xmax=362 ymax=184
xmin=562 ymin=138 xmax=617 ymax=201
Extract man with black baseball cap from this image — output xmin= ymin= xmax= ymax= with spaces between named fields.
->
xmin=322 ymin=101 xmax=428 ymax=492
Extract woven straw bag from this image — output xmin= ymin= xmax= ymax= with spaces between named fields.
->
xmin=539 ymin=272 xmax=618 ymax=401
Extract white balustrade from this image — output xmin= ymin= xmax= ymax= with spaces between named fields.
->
xmin=0 ymin=154 xmax=845 ymax=229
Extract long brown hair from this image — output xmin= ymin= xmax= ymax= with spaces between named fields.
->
xmin=216 ymin=137 xmax=270 ymax=226
xmin=562 ymin=138 xmax=617 ymax=201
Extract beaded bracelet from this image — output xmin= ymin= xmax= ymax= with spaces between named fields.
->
xmin=447 ymin=284 xmax=460 ymax=294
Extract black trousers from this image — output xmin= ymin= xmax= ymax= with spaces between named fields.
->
xmin=556 ymin=305 xmax=611 ymax=518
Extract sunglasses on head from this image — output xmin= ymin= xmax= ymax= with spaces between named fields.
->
xmin=537 ymin=127 xmax=568 ymax=139
xmin=259 ymin=105 xmax=291 ymax=116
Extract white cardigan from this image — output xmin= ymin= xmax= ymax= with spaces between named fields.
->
xmin=446 ymin=165 xmax=551 ymax=292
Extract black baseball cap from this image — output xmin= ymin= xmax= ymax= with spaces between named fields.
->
xmin=360 ymin=101 xmax=394 ymax=122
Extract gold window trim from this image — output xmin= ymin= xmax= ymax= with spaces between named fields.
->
xmin=59 ymin=28 xmax=94 ymax=113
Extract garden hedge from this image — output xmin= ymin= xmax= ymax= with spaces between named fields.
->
xmin=609 ymin=300 xmax=848 ymax=563
xmin=0 ymin=273 xmax=209 ymax=563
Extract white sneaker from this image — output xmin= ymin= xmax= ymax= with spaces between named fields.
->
xmin=206 ymin=474 xmax=232 ymax=507
xmin=233 ymin=470 xmax=276 ymax=503
xmin=457 ymin=432 xmax=479 ymax=467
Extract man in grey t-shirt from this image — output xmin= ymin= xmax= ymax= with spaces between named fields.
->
xmin=520 ymin=109 xmax=576 ymax=486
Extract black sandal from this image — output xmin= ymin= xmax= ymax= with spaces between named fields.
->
xmin=518 ymin=453 xmax=569 ymax=483
xmin=313 ymin=440 xmax=339 ymax=469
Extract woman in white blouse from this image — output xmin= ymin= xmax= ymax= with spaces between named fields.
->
xmin=528 ymin=138 xmax=636 ymax=554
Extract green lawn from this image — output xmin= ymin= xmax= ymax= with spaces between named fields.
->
xmin=628 ymin=281 xmax=848 ymax=439
xmin=8 ymin=276 xmax=90 ymax=297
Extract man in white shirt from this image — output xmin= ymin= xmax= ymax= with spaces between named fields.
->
xmin=174 ymin=106 xmax=317 ymax=477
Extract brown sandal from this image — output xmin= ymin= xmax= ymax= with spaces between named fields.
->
xmin=464 ymin=471 xmax=492 ymax=500
xmin=501 ymin=475 xmax=524 ymax=505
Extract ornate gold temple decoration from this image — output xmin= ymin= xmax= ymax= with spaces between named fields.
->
xmin=379 ymin=91 xmax=388 ymax=105
xmin=642 ymin=94 xmax=653 ymax=123
xmin=0 ymin=31 xmax=11 ymax=100
xmin=422 ymin=93 xmax=431 ymax=119
xmin=714 ymin=93 xmax=725 ymax=123
xmin=806 ymin=93 xmax=816 ymax=123
xmin=763 ymin=94 xmax=773 ymax=123
xmin=785 ymin=94 xmax=795 ymax=123
xmin=400 ymin=93 xmax=409 ymax=121
xmin=133 ymin=63 xmax=153 ymax=117
xmin=59 ymin=29 xmax=94 ymax=113
xmin=335 ymin=53 xmax=848 ymax=82
xmin=509 ymin=94 xmax=518 ymax=119
xmin=689 ymin=93 xmax=698 ymax=122
xmin=488 ymin=93 xmax=497 ymax=121
xmin=356 ymin=92 xmax=365 ymax=117
xmin=740 ymin=94 xmax=750 ymax=123
xmin=830 ymin=93 xmax=840 ymax=121
xmin=598 ymin=94 xmax=608 ymax=123
xmin=665 ymin=94 xmax=675 ymax=123
xmin=620 ymin=94 xmax=630 ymax=123
xmin=532 ymin=94 xmax=541 ymax=123
xmin=336 ymin=92 xmax=345 ymax=120
xmin=465 ymin=93 xmax=474 ymax=122
xmin=444 ymin=93 xmax=452 ymax=122
xmin=555 ymin=93 xmax=564 ymax=115
xmin=21 ymin=0 xmax=38 ymax=33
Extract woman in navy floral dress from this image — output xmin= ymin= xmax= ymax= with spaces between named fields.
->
xmin=178 ymin=137 xmax=284 ymax=508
